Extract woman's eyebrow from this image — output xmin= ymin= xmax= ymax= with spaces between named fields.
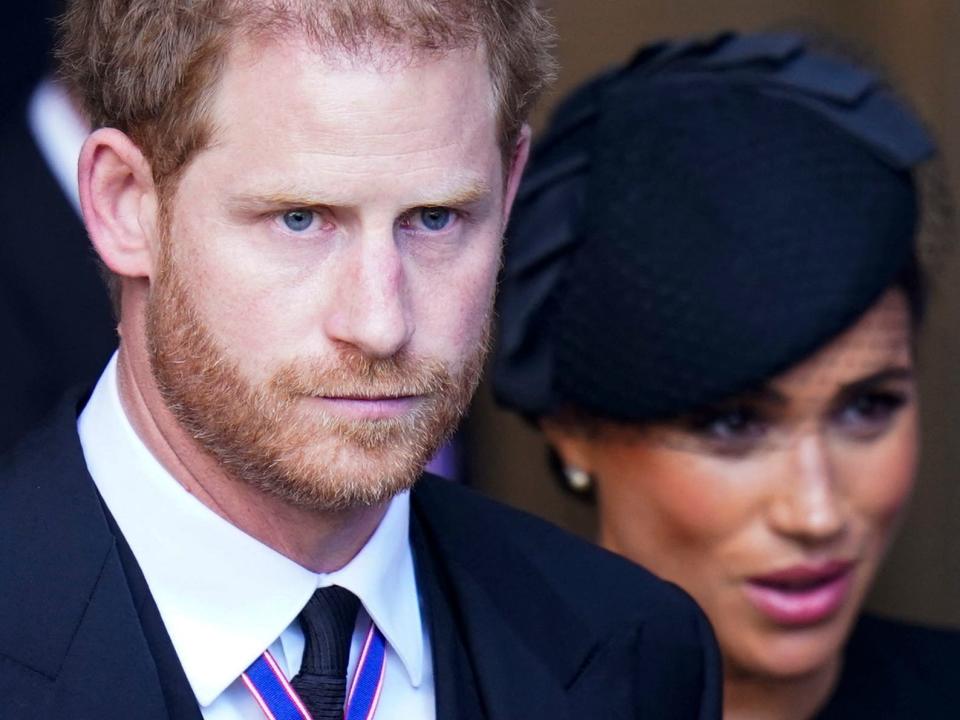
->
xmin=838 ymin=367 xmax=914 ymax=396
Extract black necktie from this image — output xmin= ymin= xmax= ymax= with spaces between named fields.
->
xmin=291 ymin=586 xmax=361 ymax=719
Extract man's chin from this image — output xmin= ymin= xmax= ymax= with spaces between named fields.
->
xmin=249 ymin=442 xmax=431 ymax=513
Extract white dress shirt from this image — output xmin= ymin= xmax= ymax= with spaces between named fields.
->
xmin=78 ymin=353 xmax=435 ymax=719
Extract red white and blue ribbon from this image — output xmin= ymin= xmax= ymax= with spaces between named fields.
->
xmin=242 ymin=623 xmax=387 ymax=720
xmin=344 ymin=621 xmax=387 ymax=720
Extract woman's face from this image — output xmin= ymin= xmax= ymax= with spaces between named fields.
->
xmin=549 ymin=290 xmax=918 ymax=681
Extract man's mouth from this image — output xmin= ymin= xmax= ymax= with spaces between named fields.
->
xmin=306 ymin=394 xmax=422 ymax=421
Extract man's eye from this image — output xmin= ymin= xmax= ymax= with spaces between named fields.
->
xmin=418 ymin=207 xmax=453 ymax=231
xmin=282 ymin=209 xmax=315 ymax=232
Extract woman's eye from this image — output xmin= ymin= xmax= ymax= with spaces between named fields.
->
xmin=416 ymin=207 xmax=454 ymax=231
xmin=678 ymin=404 xmax=769 ymax=456
xmin=699 ymin=408 xmax=765 ymax=441
xmin=834 ymin=391 xmax=907 ymax=436
xmin=282 ymin=209 xmax=315 ymax=232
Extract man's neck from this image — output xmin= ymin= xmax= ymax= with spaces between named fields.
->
xmin=113 ymin=340 xmax=388 ymax=574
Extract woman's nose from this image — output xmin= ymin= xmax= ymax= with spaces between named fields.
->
xmin=766 ymin=432 xmax=847 ymax=545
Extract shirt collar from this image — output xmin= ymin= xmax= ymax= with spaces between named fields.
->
xmin=78 ymin=352 xmax=424 ymax=706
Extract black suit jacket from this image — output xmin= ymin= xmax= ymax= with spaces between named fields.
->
xmin=0 ymin=105 xmax=116 ymax=454
xmin=0 ymin=395 xmax=721 ymax=719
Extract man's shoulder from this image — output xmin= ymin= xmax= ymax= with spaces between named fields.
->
xmin=412 ymin=474 xmax=721 ymax=718
xmin=411 ymin=473 xmax=705 ymax=627
xmin=0 ymin=391 xmax=153 ymax=718
xmin=0 ymin=389 xmax=89 ymax=477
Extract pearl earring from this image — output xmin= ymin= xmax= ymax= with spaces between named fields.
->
xmin=564 ymin=466 xmax=593 ymax=493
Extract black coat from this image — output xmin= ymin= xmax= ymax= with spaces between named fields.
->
xmin=816 ymin=614 xmax=960 ymax=719
xmin=0 ymin=394 xmax=722 ymax=719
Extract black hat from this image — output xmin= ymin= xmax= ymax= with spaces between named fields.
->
xmin=493 ymin=32 xmax=935 ymax=423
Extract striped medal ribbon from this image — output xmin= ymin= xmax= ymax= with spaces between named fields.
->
xmin=242 ymin=622 xmax=388 ymax=720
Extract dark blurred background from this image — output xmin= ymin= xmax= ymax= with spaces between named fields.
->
xmin=466 ymin=0 xmax=960 ymax=629
xmin=0 ymin=5 xmax=57 ymax=116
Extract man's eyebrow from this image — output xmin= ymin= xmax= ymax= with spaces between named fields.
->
xmin=224 ymin=193 xmax=314 ymax=213
xmin=223 ymin=177 xmax=495 ymax=213
xmin=425 ymin=178 xmax=494 ymax=207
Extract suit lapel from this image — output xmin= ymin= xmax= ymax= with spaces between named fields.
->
xmin=412 ymin=522 xmax=485 ymax=720
xmin=428 ymin=552 xmax=572 ymax=720
xmin=0 ymin=395 xmax=169 ymax=720
xmin=411 ymin=479 xmax=578 ymax=720
xmin=104 ymin=503 xmax=205 ymax=720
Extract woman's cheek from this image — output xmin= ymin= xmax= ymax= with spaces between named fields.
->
xmin=845 ymin=412 xmax=919 ymax=537
xmin=597 ymin=445 xmax=764 ymax=564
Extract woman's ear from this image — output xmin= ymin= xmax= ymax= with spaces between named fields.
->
xmin=540 ymin=418 xmax=594 ymax=474
xmin=78 ymin=128 xmax=160 ymax=280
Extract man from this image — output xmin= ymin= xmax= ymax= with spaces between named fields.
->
xmin=0 ymin=2 xmax=721 ymax=718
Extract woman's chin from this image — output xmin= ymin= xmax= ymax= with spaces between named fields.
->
xmin=727 ymin=620 xmax=850 ymax=682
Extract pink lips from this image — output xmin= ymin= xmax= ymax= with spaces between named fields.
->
xmin=309 ymin=395 xmax=420 ymax=421
xmin=744 ymin=560 xmax=855 ymax=626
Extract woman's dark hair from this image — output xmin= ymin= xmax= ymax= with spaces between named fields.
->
xmin=898 ymin=252 xmax=927 ymax=328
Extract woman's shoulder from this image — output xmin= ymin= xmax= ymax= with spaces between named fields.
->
xmin=847 ymin=612 xmax=960 ymax=666
xmin=818 ymin=613 xmax=960 ymax=719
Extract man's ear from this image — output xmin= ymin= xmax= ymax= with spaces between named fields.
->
xmin=78 ymin=128 xmax=160 ymax=280
xmin=501 ymin=123 xmax=532 ymax=226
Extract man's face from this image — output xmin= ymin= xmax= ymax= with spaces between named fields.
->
xmin=145 ymin=38 xmax=512 ymax=511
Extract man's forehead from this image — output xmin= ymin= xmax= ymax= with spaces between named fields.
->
xmin=224 ymin=29 xmax=490 ymax=86
xmin=171 ymin=33 xmax=504 ymax=206
xmin=214 ymin=36 xmax=492 ymax=118
xmin=204 ymin=36 xmax=497 ymax=156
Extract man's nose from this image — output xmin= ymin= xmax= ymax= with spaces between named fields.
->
xmin=323 ymin=233 xmax=414 ymax=358
xmin=766 ymin=432 xmax=847 ymax=544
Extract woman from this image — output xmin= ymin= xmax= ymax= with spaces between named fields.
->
xmin=493 ymin=32 xmax=960 ymax=719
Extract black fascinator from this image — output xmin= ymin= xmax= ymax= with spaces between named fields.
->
xmin=493 ymin=32 xmax=935 ymax=424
